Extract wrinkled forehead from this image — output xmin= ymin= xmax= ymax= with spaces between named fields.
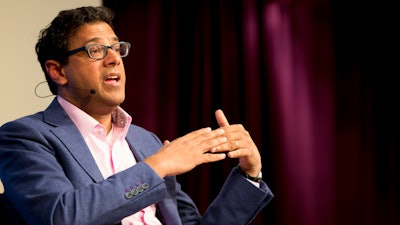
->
xmin=67 ymin=22 xmax=118 ymax=48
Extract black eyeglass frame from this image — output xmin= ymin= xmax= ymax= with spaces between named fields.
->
xmin=65 ymin=41 xmax=131 ymax=59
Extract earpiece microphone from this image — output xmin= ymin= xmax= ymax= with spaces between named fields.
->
xmin=34 ymin=81 xmax=96 ymax=98
xmin=67 ymin=86 xmax=97 ymax=95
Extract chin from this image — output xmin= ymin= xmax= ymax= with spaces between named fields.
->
xmin=115 ymin=95 xmax=125 ymax=105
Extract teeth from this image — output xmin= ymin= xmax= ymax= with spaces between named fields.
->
xmin=106 ymin=76 xmax=119 ymax=80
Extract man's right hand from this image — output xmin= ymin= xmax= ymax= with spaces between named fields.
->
xmin=144 ymin=127 xmax=227 ymax=178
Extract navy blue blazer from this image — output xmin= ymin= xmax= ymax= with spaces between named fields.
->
xmin=0 ymin=99 xmax=273 ymax=225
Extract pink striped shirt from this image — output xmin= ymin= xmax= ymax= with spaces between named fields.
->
xmin=58 ymin=96 xmax=162 ymax=225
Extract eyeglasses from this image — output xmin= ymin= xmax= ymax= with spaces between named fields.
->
xmin=65 ymin=41 xmax=131 ymax=60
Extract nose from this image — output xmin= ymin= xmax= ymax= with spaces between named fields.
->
xmin=103 ymin=48 xmax=121 ymax=65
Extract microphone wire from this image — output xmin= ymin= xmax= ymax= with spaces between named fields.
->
xmin=34 ymin=81 xmax=54 ymax=98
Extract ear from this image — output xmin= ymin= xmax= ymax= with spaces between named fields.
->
xmin=45 ymin=60 xmax=68 ymax=86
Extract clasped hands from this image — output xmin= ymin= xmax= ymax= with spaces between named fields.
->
xmin=144 ymin=109 xmax=262 ymax=178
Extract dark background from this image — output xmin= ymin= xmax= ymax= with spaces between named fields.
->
xmin=104 ymin=0 xmax=399 ymax=224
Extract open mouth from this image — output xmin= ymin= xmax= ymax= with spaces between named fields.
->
xmin=104 ymin=74 xmax=121 ymax=85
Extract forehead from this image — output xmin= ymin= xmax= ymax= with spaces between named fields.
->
xmin=69 ymin=22 xmax=118 ymax=47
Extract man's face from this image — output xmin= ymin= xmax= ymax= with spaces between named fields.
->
xmin=60 ymin=22 xmax=126 ymax=115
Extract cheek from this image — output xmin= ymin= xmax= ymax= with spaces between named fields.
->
xmin=118 ymin=65 xmax=127 ymax=83
xmin=68 ymin=69 xmax=99 ymax=89
xmin=63 ymin=60 xmax=90 ymax=77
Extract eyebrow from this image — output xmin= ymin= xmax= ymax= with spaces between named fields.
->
xmin=84 ymin=36 xmax=120 ymax=45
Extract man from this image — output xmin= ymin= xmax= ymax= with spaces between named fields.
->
xmin=0 ymin=6 xmax=273 ymax=225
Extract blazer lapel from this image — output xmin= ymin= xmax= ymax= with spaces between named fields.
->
xmin=125 ymin=129 xmax=152 ymax=162
xmin=43 ymin=99 xmax=104 ymax=183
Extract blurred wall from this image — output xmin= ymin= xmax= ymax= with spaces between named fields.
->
xmin=0 ymin=0 xmax=102 ymax=193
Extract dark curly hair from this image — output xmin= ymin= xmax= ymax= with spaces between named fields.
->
xmin=35 ymin=6 xmax=115 ymax=95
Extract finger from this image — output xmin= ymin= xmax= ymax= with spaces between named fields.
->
xmin=174 ymin=127 xmax=226 ymax=153
xmin=181 ymin=127 xmax=212 ymax=141
xmin=215 ymin=109 xmax=230 ymax=127
xmin=197 ymin=129 xmax=227 ymax=153
xmin=209 ymin=139 xmax=239 ymax=153
xmin=222 ymin=140 xmax=239 ymax=151
xmin=209 ymin=125 xmax=246 ymax=153
xmin=203 ymin=152 xmax=227 ymax=162
xmin=227 ymin=149 xmax=243 ymax=158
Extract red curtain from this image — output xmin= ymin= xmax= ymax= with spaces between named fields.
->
xmin=103 ymin=0 xmax=399 ymax=224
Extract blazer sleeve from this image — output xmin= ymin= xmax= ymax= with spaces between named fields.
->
xmin=199 ymin=169 xmax=274 ymax=225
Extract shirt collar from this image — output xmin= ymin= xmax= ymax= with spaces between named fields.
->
xmin=57 ymin=96 xmax=132 ymax=139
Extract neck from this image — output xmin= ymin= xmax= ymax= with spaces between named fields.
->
xmin=90 ymin=113 xmax=113 ymax=134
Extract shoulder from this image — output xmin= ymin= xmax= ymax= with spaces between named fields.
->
xmin=0 ymin=111 xmax=46 ymax=133
xmin=0 ymin=98 xmax=64 ymax=132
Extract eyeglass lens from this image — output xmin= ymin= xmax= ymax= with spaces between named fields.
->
xmin=88 ymin=42 xmax=130 ymax=59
